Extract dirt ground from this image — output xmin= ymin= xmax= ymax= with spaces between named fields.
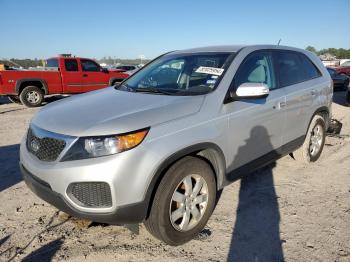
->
xmin=0 ymin=91 xmax=349 ymax=262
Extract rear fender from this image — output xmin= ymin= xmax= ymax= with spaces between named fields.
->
xmin=15 ymin=78 xmax=48 ymax=95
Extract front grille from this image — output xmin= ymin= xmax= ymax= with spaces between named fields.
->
xmin=68 ymin=182 xmax=112 ymax=208
xmin=26 ymin=128 xmax=66 ymax=162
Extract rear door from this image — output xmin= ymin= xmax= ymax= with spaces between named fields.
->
xmin=274 ymin=50 xmax=323 ymax=144
xmin=60 ymin=58 xmax=83 ymax=93
xmin=225 ymin=50 xmax=286 ymax=175
xmin=80 ymin=59 xmax=109 ymax=91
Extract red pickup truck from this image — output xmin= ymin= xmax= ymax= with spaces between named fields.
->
xmin=334 ymin=61 xmax=350 ymax=76
xmin=0 ymin=55 xmax=129 ymax=107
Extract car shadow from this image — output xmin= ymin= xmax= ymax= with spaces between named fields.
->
xmin=21 ymin=238 xmax=63 ymax=262
xmin=227 ymin=126 xmax=284 ymax=261
xmin=0 ymin=235 xmax=11 ymax=247
xmin=0 ymin=95 xmax=69 ymax=107
xmin=42 ymin=95 xmax=69 ymax=105
xmin=0 ymin=144 xmax=22 ymax=192
xmin=0 ymin=96 xmax=11 ymax=105
xmin=333 ymin=90 xmax=349 ymax=107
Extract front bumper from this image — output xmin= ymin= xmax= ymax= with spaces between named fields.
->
xmin=21 ymin=164 xmax=147 ymax=224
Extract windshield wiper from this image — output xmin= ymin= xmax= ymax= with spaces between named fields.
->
xmin=114 ymin=84 xmax=135 ymax=92
xmin=134 ymin=87 xmax=176 ymax=95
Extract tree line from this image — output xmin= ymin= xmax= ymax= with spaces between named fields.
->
xmin=306 ymin=46 xmax=350 ymax=59
xmin=2 ymin=47 xmax=349 ymax=69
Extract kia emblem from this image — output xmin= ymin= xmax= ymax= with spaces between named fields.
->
xmin=31 ymin=140 xmax=40 ymax=152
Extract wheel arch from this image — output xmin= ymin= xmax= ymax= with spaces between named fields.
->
xmin=311 ymin=106 xmax=330 ymax=131
xmin=143 ymin=142 xmax=226 ymax=219
xmin=16 ymin=78 xmax=48 ymax=95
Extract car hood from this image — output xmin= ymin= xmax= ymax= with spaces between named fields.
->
xmin=32 ymin=87 xmax=205 ymax=137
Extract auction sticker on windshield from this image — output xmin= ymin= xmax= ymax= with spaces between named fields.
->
xmin=195 ymin=66 xmax=224 ymax=76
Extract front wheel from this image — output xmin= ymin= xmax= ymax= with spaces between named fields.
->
xmin=144 ymin=156 xmax=217 ymax=245
xmin=292 ymin=115 xmax=326 ymax=163
xmin=19 ymin=86 xmax=44 ymax=107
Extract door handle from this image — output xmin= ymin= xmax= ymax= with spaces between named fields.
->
xmin=82 ymin=74 xmax=88 ymax=77
xmin=273 ymin=101 xmax=286 ymax=109
xmin=279 ymin=101 xmax=287 ymax=108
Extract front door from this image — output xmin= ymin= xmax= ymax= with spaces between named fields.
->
xmin=80 ymin=59 xmax=109 ymax=92
xmin=224 ymin=51 xmax=286 ymax=177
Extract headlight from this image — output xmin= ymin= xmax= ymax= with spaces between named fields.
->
xmin=61 ymin=128 xmax=149 ymax=161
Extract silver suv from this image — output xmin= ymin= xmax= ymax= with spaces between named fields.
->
xmin=20 ymin=45 xmax=332 ymax=245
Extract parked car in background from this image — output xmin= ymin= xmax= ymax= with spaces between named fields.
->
xmin=327 ymin=67 xmax=349 ymax=90
xmin=333 ymin=60 xmax=350 ymax=77
xmin=20 ymin=45 xmax=332 ymax=245
xmin=114 ymin=64 xmax=139 ymax=75
xmin=0 ymin=55 xmax=129 ymax=107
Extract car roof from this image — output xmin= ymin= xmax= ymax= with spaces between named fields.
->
xmin=171 ymin=45 xmax=307 ymax=54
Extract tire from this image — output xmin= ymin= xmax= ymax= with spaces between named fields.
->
xmin=7 ymin=95 xmax=22 ymax=104
xmin=292 ymin=115 xmax=326 ymax=163
xmin=144 ymin=156 xmax=216 ymax=246
xmin=19 ymin=86 xmax=44 ymax=107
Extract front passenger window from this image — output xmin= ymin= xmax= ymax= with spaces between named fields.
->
xmin=235 ymin=52 xmax=276 ymax=90
xmin=81 ymin=59 xmax=100 ymax=72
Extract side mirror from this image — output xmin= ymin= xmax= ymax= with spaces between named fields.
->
xmin=101 ymin=68 xmax=109 ymax=73
xmin=234 ymin=82 xmax=269 ymax=99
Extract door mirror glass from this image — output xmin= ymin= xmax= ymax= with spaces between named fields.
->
xmin=235 ymin=82 xmax=269 ymax=98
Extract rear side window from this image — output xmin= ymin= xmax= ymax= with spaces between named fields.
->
xmin=276 ymin=52 xmax=305 ymax=87
xmin=276 ymin=51 xmax=321 ymax=87
xmin=81 ymin=59 xmax=100 ymax=72
xmin=46 ymin=59 xmax=58 ymax=68
xmin=298 ymin=54 xmax=321 ymax=80
xmin=65 ymin=59 xmax=79 ymax=71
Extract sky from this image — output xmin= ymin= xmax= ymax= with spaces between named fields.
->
xmin=1 ymin=0 xmax=349 ymax=59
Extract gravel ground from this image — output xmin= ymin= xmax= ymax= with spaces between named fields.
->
xmin=0 ymin=91 xmax=349 ymax=261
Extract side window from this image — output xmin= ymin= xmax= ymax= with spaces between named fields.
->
xmin=64 ymin=59 xmax=78 ymax=72
xmin=276 ymin=51 xmax=306 ymax=87
xmin=235 ymin=52 xmax=276 ymax=90
xmin=46 ymin=59 xmax=59 ymax=68
xmin=81 ymin=59 xmax=100 ymax=72
xmin=299 ymin=54 xmax=321 ymax=80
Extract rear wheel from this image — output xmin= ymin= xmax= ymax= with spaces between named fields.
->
xmin=292 ymin=115 xmax=326 ymax=163
xmin=19 ymin=86 xmax=44 ymax=107
xmin=346 ymin=90 xmax=350 ymax=107
xmin=7 ymin=95 xmax=22 ymax=104
xmin=144 ymin=156 xmax=216 ymax=246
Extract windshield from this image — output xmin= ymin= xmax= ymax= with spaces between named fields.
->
xmin=121 ymin=52 xmax=233 ymax=95
xmin=341 ymin=61 xmax=350 ymax=67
